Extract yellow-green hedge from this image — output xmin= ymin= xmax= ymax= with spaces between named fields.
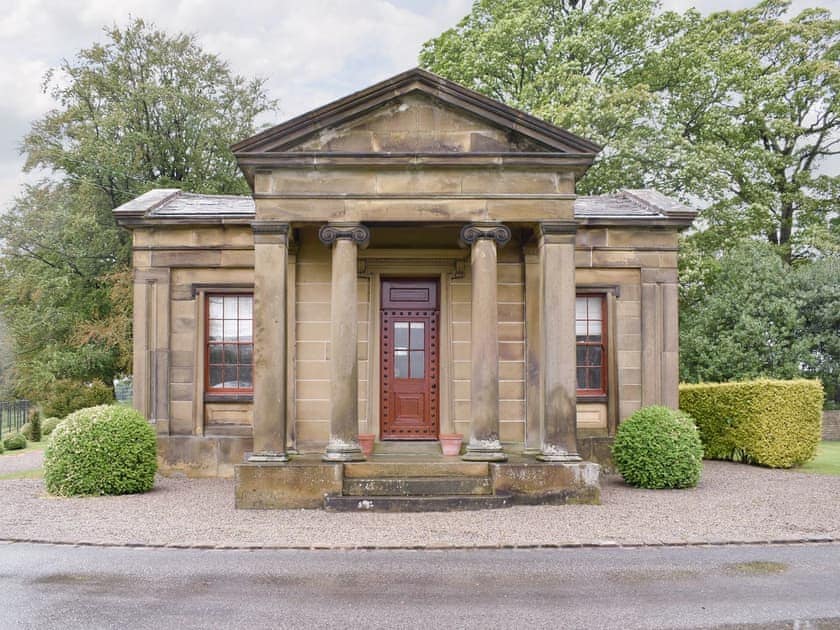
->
xmin=679 ymin=379 xmax=823 ymax=468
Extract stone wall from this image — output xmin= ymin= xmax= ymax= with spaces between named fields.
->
xmin=823 ymin=411 xmax=840 ymax=441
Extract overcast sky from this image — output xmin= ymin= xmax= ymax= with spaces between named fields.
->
xmin=1 ymin=0 xmax=838 ymax=210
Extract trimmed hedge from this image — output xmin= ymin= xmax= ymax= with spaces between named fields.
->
xmin=612 ymin=405 xmax=704 ymax=489
xmin=41 ymin=379 xmax=115 ymax=420
xmin=679 ymin=379 xmax=823 ymax=468
xmin=3 ymin=432 xmax=27 ymax=451
xmin=44 ymin=405 xmax=157 ymax=496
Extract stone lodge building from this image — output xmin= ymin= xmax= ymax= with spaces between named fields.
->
xmin=115 ymin=69 xmax=695 ymax=509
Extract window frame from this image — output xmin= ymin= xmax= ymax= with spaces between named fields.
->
xmin=575 ymin=293 xmax=608 ymax=398
xmin=204 ymin=292 xmax=254 ymax=396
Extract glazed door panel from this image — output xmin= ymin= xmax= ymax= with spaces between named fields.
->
xmin=380 ymin=279 xmax=439 ymax=440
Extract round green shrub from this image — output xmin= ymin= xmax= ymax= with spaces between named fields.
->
xmin=41 ymin=417 xmax=62 ymax=437
xmin=45 ymin=405 xmax=157 ymax=496
xmin=612 ymin=405 xmax=704 ymax=489
xmin=0 ymin=440 xmax=5 ymax=454
xmin=3 ymin=432 xmax=27 ymax=451
xmin=19 ymin=422 xmax=33 ymax=440
xmin=41 ymin=379 xmax=115 ymax=420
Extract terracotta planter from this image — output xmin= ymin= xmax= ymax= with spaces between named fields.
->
xmin=439 ymin=433 xmax=463 ymax=456
xmin=358 ymin=433 xmax=375 ymax=457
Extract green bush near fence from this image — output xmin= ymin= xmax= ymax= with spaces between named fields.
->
xmin=3 ymin=432 xmax=27 ymax=451
xmin=679 ymin=379 xmax=823 ymax=468
xmin=45 ymin=405 xmax=157 ymax=496
xmin=41 ymin=379 xmax=115 ymax=420
xmin=41 ymin=417 xmax=62 ymax=436
xmin=612 ymin=405 xmax=704 ymax=489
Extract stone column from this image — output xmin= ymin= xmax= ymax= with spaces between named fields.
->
xmin=320 ymin=223 xmax=370 ymax=462
xmin=538 ymin=221 xmax=581 ymax=462
xmin=249 ymin=222 xmax=290 ymax=462
xmin=460 ymin=223 xmax=511 ymax=462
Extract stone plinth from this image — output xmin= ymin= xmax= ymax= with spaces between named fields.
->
xmin=490 ymin=461 xmax=601 ymax=505
xmin=236 ymin=461 xmax=342 ymax=509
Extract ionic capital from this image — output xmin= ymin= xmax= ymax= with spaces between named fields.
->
xmin=318 ymin=223 xmax=370 ymax=249
xmin=459 ymin=223 xmax=511 ymax=248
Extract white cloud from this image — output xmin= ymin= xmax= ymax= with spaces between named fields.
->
xmin=0 ymin=0 xmax=835 ymax=208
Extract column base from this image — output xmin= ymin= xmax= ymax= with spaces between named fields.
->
xmin=322 ymin=440 xmax=366 ymax=462
xmin=247 ymin=451 xmax=289 ymax=463
xmin=462 ymin=439 xmax=508 ymax=462
xmin=536 ymin=445 xmax=582 ymax=463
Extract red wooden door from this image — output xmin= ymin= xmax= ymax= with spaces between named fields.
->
xmin=380 ymin=279 xmax=439 ymax=440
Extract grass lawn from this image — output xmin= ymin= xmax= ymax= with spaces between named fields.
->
xmin=1 ymin=440 xmax=47 ymax=456
xmin=798 ymin=441 xmax=840 ymax=476
xmin=0 ymin=468 xmax=43 ymax=481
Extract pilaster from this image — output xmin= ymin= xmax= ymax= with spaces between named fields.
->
xmin=249 ymin=221 xmax=290 ymax=462
xmin=537 ymin=221 xmax=581 ymax=462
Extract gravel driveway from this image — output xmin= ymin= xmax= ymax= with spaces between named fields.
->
xmin=0 ymin=461 xmax=837 ymax=549
xmin=0 ymin=449 xmax=43 ymax=475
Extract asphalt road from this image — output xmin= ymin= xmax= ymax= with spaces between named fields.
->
xmin=1 ymin=542 xmax=839 ymax=629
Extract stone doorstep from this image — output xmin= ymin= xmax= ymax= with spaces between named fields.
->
xmin=235 ymin=456 xmax=601 ymax=510
xmin=324 ymin=493 xmax=514 ymax=513
xmin=343 ymin=476 xmax=493 ymax=497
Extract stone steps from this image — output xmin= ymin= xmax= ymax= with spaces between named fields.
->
xmin=324 ymin=493 xmax=512 ymax=513
xmin=331 ymin=458 xmax=504 ymax=511
xmin=343 ymin=461 xmax=489 ymax=478
xmin=343 ymin=476 xmax=493 ymax=497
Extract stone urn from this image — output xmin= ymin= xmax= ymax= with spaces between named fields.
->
xmin=358 ymin=434 xmax=375 ymax=457
xmin=439 ymin=433 xmax=463 ymax=456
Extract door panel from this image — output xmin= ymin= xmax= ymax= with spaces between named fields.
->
xmin=380 ymin=279 xmax=439 ymax=440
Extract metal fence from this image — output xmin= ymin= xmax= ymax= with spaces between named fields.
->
xmin=0 ymin=400 xmax=30 ymax=439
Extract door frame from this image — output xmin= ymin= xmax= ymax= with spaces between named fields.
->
xmin=379 ymin=277 xmax=440 ymax=440
xmin=360 ymin=261 xmax=459 ymax=441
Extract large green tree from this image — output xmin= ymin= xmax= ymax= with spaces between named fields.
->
xmin=646 ymin=0 xmax=840 ymax=261
xmin=23 ymin=18 xmax=274 ymax=207
xmin=1 ymin=19 xmax=275 ymax=398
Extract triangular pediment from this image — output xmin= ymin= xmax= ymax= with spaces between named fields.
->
xmin=233 ymin=68 xmax=601 ymax=156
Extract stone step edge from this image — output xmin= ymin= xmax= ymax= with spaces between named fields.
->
xmin=324 ymin=492 xmax=513 ymax=513
xmin=342 ymin=476 xmax=493 ymax=497
xmin=343 ymin=462 xmax=490 ymax=479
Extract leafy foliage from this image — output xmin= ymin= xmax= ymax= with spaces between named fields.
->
xmin=793 ymin=257 xmax=840 ymax=405
xmin=422 ymin=0 xmax=840 ymax=258
xmin=612 ymin=405 xmax=704 ymax=489
xmin=44 ymin=405 xmax=157 ymax=496
xmin=679 ymin=379 xmax=823 ymax=468
xmin=23 ymin=18 xmax=275 ymax=206
xmin=646 ymin=0 xmax=840 ymax=260
xmin=30 ymin=411 xmax=42 ymax=442
xmin=41 ymin=379 xmax=115 ymax=420
xmin=0 ymin=18 xmax=275 ymax=399
xmin=3 ymin=432 xmax=27 ymax=451
xmin=420 ymin=0 xmax=668 ymax=194
xmin=680 ymin=241 xmax=807 ymax=383
xmin=41 ymin=417 xmax=63 ymax=436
